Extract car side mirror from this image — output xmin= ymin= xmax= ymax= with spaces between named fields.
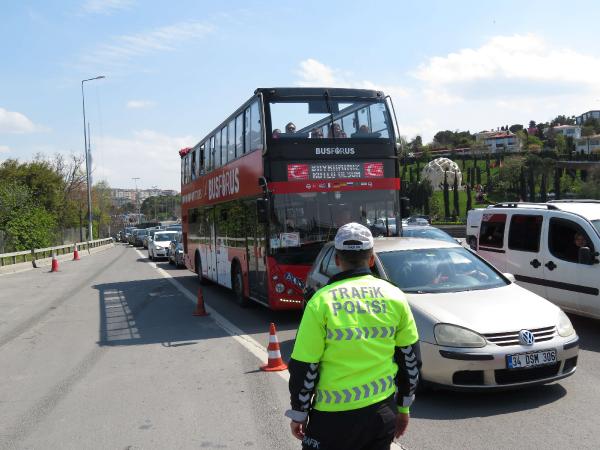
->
xmin=578 ymin=246 xmax=594 ymax=265
xmin=503 ymin=273 xmax=516 ymax=283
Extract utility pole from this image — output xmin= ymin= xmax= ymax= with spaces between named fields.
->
xmin=81 ymin=75 xmax=105 ymax=240
xmin=132 ymin=177 xmax=141 ymax=224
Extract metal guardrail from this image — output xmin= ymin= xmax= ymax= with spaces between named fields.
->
xmin=0 ymin=238 xmax=114 ymax=267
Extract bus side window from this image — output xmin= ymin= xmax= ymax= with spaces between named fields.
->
xmin=235 ymin=113 xmax=243 ymax=158
xmin=209 ymin=136 xmax=215 ymax=171
xmin=228 ymin=120 xmax=235 ymax=162
xmin=220 ymin=126 xmax=227 ymax=166
xmin=250 ymin=101 xmax=263 ymax=152
xmin=199 ymin=144 xmax=205 ymax=174
xmin=244 ymin=107 xmax=251 ymax=154
xmin=190 ymin=149 xmax=197 ymax=180
xmin=215 ymin=129 xmax=222 ymax=168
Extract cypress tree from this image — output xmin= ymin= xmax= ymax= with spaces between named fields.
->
xmin=554 ymin=167 xmax=561 ymax=200
xmin=443 ymin=171 xmax=451 ymax=219
xmin=476 ymin=167 xmax=482 ymax=185
xmin=540 ymin=173 xmax=547 ymax=202
xmin=466 ymin=183 xmax=473 ymax=212
xmin=528 ymin=168 xmax=535 ymax=202
xmin=519 ymin=168 xmax=527 ymax=201
xmin=453 ymin=171 xmax=460 ymax=217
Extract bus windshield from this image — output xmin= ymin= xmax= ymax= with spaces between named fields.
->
xmin=269 ymin=99 xmax=392 ymax=140
xmin=271 ymin=189 xmax=398 ymax=264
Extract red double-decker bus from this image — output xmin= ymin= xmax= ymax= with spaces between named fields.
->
xmin=180 ymin=87 xmax=402 ymax=310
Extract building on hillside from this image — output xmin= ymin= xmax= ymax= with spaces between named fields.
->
xmin=474 ymin=130 xmax=521 ymax=153
xmin=576 ymin=110 xmax=600 ymax=125
xmin=575 ymin=134 xmax=600 ymax=154
xmin=110 ymin=188 xmax=179 ymax=207
xmin=548 ymin=125 xmax=581 ymax=140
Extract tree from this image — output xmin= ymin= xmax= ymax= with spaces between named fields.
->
xmin=466 ymin=184 xmax=472 ymax=212
xmin=540 ymin=173 xmax=547 ymax=202
xmin=554 ymin=167 xmax=562 ymax=200
xmin=476 ymin=167 xmax=482 ymax=185
xmin=529 ymin=120 xmax=537 ymax=129
xmin=453 ymin=171 xmax=460 ymax=217
xmin=555 ymin=134 xmax=567 ymax=155
xmin=443 ymin=171 xmax=450 ymax=219
xmin=551 ymin=115 xmax=575 ymax=126
xmin=509 ymin=124 xmax=523 ymax=133
xmin=519 ymin=168 xmax=527 ymax=201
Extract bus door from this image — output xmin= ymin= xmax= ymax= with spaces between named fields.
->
xmin=208 ymin=209 xmax=218 ymax=280
xmin=247 ymin=202 xmax=268 ymax=302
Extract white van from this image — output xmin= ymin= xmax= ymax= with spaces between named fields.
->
xmin=467 ymin=201 xmax=600 ymax=319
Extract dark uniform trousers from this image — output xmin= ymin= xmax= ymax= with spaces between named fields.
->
xmin=301 ymin=395 xmax=397 ymax=450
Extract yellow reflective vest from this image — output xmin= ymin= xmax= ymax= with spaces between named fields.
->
xmin=292 ymin=272 xmax=419 ymax=412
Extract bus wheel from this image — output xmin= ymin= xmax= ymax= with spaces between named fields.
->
xmin=232 ymin=263 xmax=250 ymax=308
xmin=196 ymin=253 xmax=208 ymax=285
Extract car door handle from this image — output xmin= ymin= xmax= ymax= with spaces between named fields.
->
xmin=545 ymin=261 xmax=557 ymax=271
xmin=530 ymin=259 xmax=541 ymax=268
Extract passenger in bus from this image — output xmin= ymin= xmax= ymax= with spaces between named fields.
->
xmin=329 ymin=123 xmax=347 ymax=138
xmin=310 ymin=128 xmax=323 ymax=138
xmin=285 ymin=122 xmax=297 ymax=134
xmin=358 ymin=125 xmax=370 ymax=134
xmin=272 ymin=128 xmax=282 ymax=139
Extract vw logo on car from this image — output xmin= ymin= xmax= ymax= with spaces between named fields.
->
xmin=519 ymin=329 xmax=536 ymax=346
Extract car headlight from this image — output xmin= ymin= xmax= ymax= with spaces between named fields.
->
xmin=434 ymin=323 xmax=486 ymax=348
xmin=155 ymin=245 xmax=162 ymax=250
xmin=557 ymin=310 xmax=575 ymax=337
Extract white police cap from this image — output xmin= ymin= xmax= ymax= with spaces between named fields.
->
xmin=334 ymin=222 xmax=374 ymax=251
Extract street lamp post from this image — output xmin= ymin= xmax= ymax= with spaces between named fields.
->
xmin=132 ymin=177 xmax=141 ymax=224
xmin=81 ymin=75 xmax=105 ymax=241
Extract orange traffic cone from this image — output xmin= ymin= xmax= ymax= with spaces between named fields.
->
xmin=260 ymin=323 xmax=288 ymax=372
xmin=73 ymin=244 xmax=80 ymax=261
xmin=50 ymin=253 xmax=59 ymax=272
xmin=192 ymin=288 xmax=210 ymax=316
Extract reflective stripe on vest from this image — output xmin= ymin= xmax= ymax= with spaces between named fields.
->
xmin=326 ymin=326 xmax=397 ymax=341
xmin=315 ymin=375 xmax=395 ymax=404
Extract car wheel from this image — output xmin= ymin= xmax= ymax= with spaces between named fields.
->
xmin=196 ymin=253 xmax=208 ymax=285
xmin=169 ymin=254 xmax=174 ymax=265
xmin=232 ymin=262 xmax=250 ymax=308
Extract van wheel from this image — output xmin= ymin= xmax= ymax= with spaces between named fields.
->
xmin=232 ymin=263 xmax=250 ymax=308
xmin=196 ymin=253 xmax=208 ymax=285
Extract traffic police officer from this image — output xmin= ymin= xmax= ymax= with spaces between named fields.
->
xmin=286 ymin=222 xmax=420 ymax=450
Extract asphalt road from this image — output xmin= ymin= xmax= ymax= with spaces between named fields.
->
xmin=1 ymin=243 xmax=599 ymax=449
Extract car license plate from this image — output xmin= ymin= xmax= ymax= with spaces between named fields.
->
xmin=506 ymin=349 xmax=557 ymax=369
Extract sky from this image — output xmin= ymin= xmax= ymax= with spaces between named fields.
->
xmin=2 ymin=0 xmax=600 ymax=191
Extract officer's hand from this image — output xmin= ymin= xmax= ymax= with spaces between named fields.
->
xmin=290 ymin=420 xmax=307 ymax=440
xmin=394 ymin=413 xmax=410 ymax=438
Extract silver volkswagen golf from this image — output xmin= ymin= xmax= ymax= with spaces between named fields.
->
xmin=304 ymin=238 xmax=579 ymax=390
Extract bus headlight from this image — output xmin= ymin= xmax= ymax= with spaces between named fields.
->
xmin=275 ymin=283 xmax=285 ymax=293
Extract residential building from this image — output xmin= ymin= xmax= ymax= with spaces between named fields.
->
xmin=576 ymin=110 xmax=600 ymax=125
xmin=575 ymin=134 xmax=600 ymax=154
xmin=474 ymin=130 xmax=521 ymax=153
xmin=549 ymin=125 xmax=582 ymax=140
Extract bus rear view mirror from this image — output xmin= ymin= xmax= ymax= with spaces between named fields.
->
xmin=257 ymin=198 xmax=269 ymax=224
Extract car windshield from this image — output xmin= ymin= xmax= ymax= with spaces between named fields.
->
xmin=155 ymin=233 xmax=177 ymax=242
xmin=401 ymin=227 xmax=456 ymax=243
xmin=378 ymin=247 xmax=507 ymax=294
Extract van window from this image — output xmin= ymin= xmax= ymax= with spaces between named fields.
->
xmin=548 ymin=218 xmax=594 ymax=264
xmin=479 ymin=213 xmax=506 ymax=249
xmin=508 ymin=215 xmax=542 ymax=252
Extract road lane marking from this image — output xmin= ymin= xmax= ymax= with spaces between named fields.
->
xmin=136 ymin=249 xmax=405 ymax=449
